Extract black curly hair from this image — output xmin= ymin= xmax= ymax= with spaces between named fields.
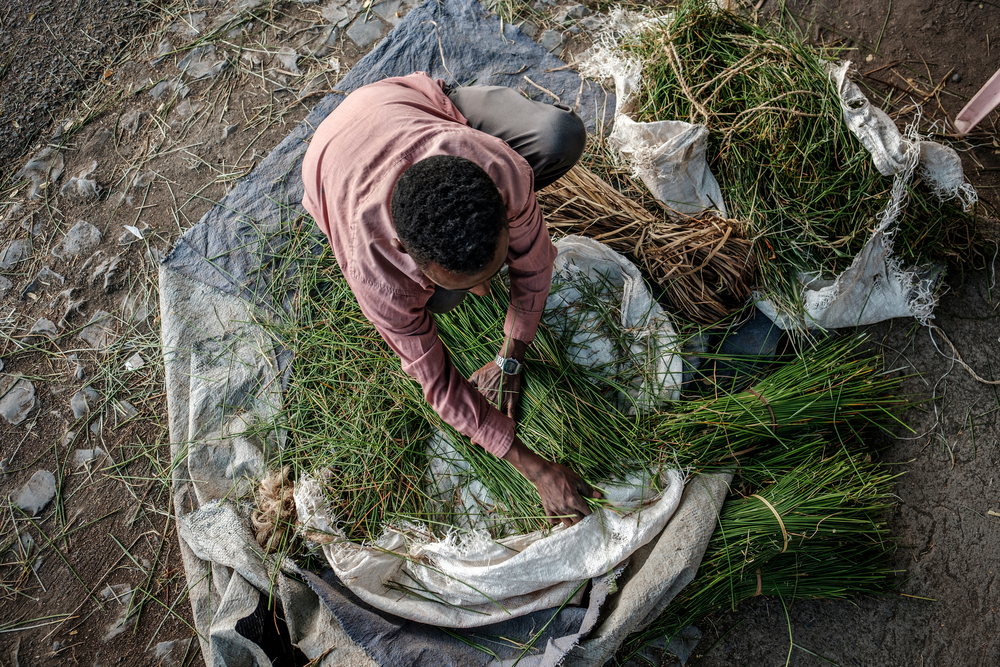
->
xmin=390 ymin=155 xmax=508 ymax=275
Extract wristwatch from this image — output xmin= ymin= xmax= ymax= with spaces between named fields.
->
xmin=495 ymin=355 xmax=523 ymax=375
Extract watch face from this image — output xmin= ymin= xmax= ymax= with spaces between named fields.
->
xmin=502 ymin=359 xmax=519 ymax=374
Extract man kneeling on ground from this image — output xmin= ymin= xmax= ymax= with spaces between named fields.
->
xmin=302 ymin=71 xmax=599 ymax=527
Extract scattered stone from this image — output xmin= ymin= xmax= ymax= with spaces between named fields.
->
xmin=52 ymin=221 xmax=101 ymax=261
xmin=518 ymin=21 xmax=539 ymax=39
xmin=13 ymin=470 xmax=56 ymax=515
xmin=220 ymin=124 xmax=240 ymax=142
xmin=124 ymin=353 xmax=145 ymax=372
xmin=538 ymin=28 xmax=563 ymax=53
xmin=18 ymin=533 xmax=34 ymax=557
xmin=579 ymin=14 xmax=604 ymax=32
xmin=14 ymin=148 xmax=64 ymax=199
xmin=0 ymin=458 xmax=8 ymax=473
xmin=81 ymin=129 xmax=112 ymax=156
xmin=149 ymin=80 xmax=190 ymax=101
xmin=0 ymin=276 xmax=12 ymax=299
xmin=77 ymin=311 xmax=116 ymax=351
xmin=321 ymin=1 xmax=351 ymax=25
xmin=0 ymin=375 xmax=36 ymax=425
xmin=121 ymin=292 xmax=151 ymax=322
xmin=71 ymin=387 xmax=101 ymax=419
xmin=167 ymin=11 xmax=207 ymax=37
xmin=21 ymin=212 xmax=44 ymax=236
xmin=275 ymin=46 xmax=302 ymax=76
xmin=90 ymin=415 xmax=104 ymax=437
xmin=21 ymin=267 xmax=65 ymax=301
xmin=174 ymin=99 xmax=202 ymax=120
xmin=118 ymin=224 xmax=149 ymax=246
xmin=372 ymin=0 xmax=405 ymax=26
xmin=114 ymin=399 xmax=138 ymax=423
xmin=60 ymin=161 xmax=101 ymax=200
xmin=553 ymin=3 xmax=590 ymax=24
xmin=152 ymin=639 xmax=194 ymax=667
xmin=1 ymin=203 xmax=24 ymax=230
xmin=133 ymin=171 xmax=156 ymax=189
xmin=0 ymin=239 xmax=31 ymax=271
xmin=178 ymin=44 xmax=228 ymax=79
xmin=55 ymin=288 xmax=87 ymax=328
xmin=120 ymin=109 xmax=149 ymax=136
xmin=72 ymin=447 xmax=109 ymax=468
xmin=951 ymin=72 xmax=962 ymax=83
xmin=23 ymin=318 xmax=58 ymax=346
xmin=152 ymin=38 xmax=173 ymax=65
xmin=347 ymin=14 xmax=386 ymax=49
xmin=101 ymin=584 xmax=137 ymax=641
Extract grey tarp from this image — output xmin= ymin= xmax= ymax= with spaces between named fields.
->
xmin=159 ymin=0 xmax=729 ymax=665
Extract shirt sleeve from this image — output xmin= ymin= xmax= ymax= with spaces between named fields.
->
xmin=353 ymin=277 xmax=516 ymax=457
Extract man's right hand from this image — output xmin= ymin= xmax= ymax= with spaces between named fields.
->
xmin=501 ymin=436 xmax=600 ymax=528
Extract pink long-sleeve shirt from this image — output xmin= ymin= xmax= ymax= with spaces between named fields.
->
xmin=301 ymin=72 xmax=556 ymax=457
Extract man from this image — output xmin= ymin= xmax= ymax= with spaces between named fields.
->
xmin=302 ymin=72 xmax=598 ymax=527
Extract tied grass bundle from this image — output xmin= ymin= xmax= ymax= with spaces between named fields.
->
xmin=539 ymin=165 xmax=755 ymax=323
xmin=616 ymin=0 xmax=979 ymax=316
xmin=269 ymin=242 xmax=907 ymax=541
xmin=617 ymin=447 xmax=900 ymax=661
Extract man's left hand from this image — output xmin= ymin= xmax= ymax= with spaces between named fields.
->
xmin=469 ymin=338 xmax=527 ymax=421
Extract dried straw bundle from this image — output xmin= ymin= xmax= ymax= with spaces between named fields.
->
xmin=539 ymin=165 xmax=754 ymax=323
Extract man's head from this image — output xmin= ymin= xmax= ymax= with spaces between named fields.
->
xmin=391 ymin=155 xmax=509 ymax=294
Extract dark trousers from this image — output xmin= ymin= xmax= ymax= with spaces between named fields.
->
xmin=426 ymin=86 xmax=587 ymax=314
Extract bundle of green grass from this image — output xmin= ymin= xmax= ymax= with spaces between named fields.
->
xmin=609 ymin=0 xmax=979 ymax=317
xmin=263 ymin=219 xmax=906 ymax=654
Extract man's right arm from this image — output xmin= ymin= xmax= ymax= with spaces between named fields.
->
xmin=501 ymin=435 xmax=599 ymax=528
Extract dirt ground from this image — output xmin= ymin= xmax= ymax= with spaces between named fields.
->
xmin=0 ymin=1 xmax=998 ymax=666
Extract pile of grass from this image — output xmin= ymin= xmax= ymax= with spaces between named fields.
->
xmin=613 ymin=0 xmax=978 ymax=316
xmin=539 ymin=164 xmax=755 ymax=324
xmin=266 ymin=229 xmax=906 ymax=541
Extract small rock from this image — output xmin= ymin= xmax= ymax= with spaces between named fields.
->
xmin=149 ymin=80 xmax=190 ymax=101
xmin=539 ymin=28 xmax=563 ymax=53
xmin=275 ymin=46 xmax=301 ymax=76
xmin=102 ymin=584 xmax=136 ymax=641
xmin=120 ymin=109 xmax=149 ymax=136
xmin=321 ymin=2 xmax=350 ymax=26
xmin=89 ymin=255 xmax=124 ymax=292
xmin=114 ymin=399 xmax=138 ymax=423
xmin=72 ymin=447 xmax=108 ymax=468
xmin=951 ymin=72 xmax=962 ymax=83
xmin=0 ymin=276 xmax=12 ymax=299
xmin=174 ymin=99 xmax=202 ymax=120
xmin=21 ymin=212 xmax=44 ymax=236
xmin=519 ymin=21 xmax=538 ymax=39
xmin=118 ymin=225 xmax=149 ymax=246
xmin=0 ymin=238 xmax=31 ymax=270
xmin=347 ymin=14 xmax=385 ymax=49
xmin=14 ymin=148 xmax=64 ymax=199
xmin=89 ymin=415 xmax=103 ymax=437
xmin=52 ymin=221 xmax=102 ymax=261
xmin=372 ymin=0 xmax=405 ymax=26
xmin=553 ymin=3 xmax=590 ymax=24
xmin=124 ymin=353 xmax=145 ymax=372
xmin=55 ymin=288 xmax=87 ymax=328
xmin=133 ymin=171 xmax=156 ymax=189
xmin=77 ymin=311 xmax=116 ymax=351
xmin=23 ymin=318 xmax=58 ymax=346
xmin=0 ymin=375 xmax=36 ymax=425
xmin=21 ymin=267 xmax=65 ymax=301
xmin=220 ymin=124 xmax=239 ymax=142
xmin=579 ymin=15 xmax=604 ymax=32
xmin=71 ymin=387 xmax=101 ymax=419
xmin=153 ymin=639 xmax=194 ymax=667
xmin=19 ymin=533 xmax=34 ymax=556
xmin=13 ymin=470 xmax=56 ymax=515
xmin=60 ymin=161 xmax=101 ymax=200
xmin=178 ymin=44 xmax=228 ymax=79
xmin=2 ymin=203 xmax=24 ymax=230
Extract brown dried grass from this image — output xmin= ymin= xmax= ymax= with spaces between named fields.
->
xmin=539 ymin=165 xmax=755 ymax=324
